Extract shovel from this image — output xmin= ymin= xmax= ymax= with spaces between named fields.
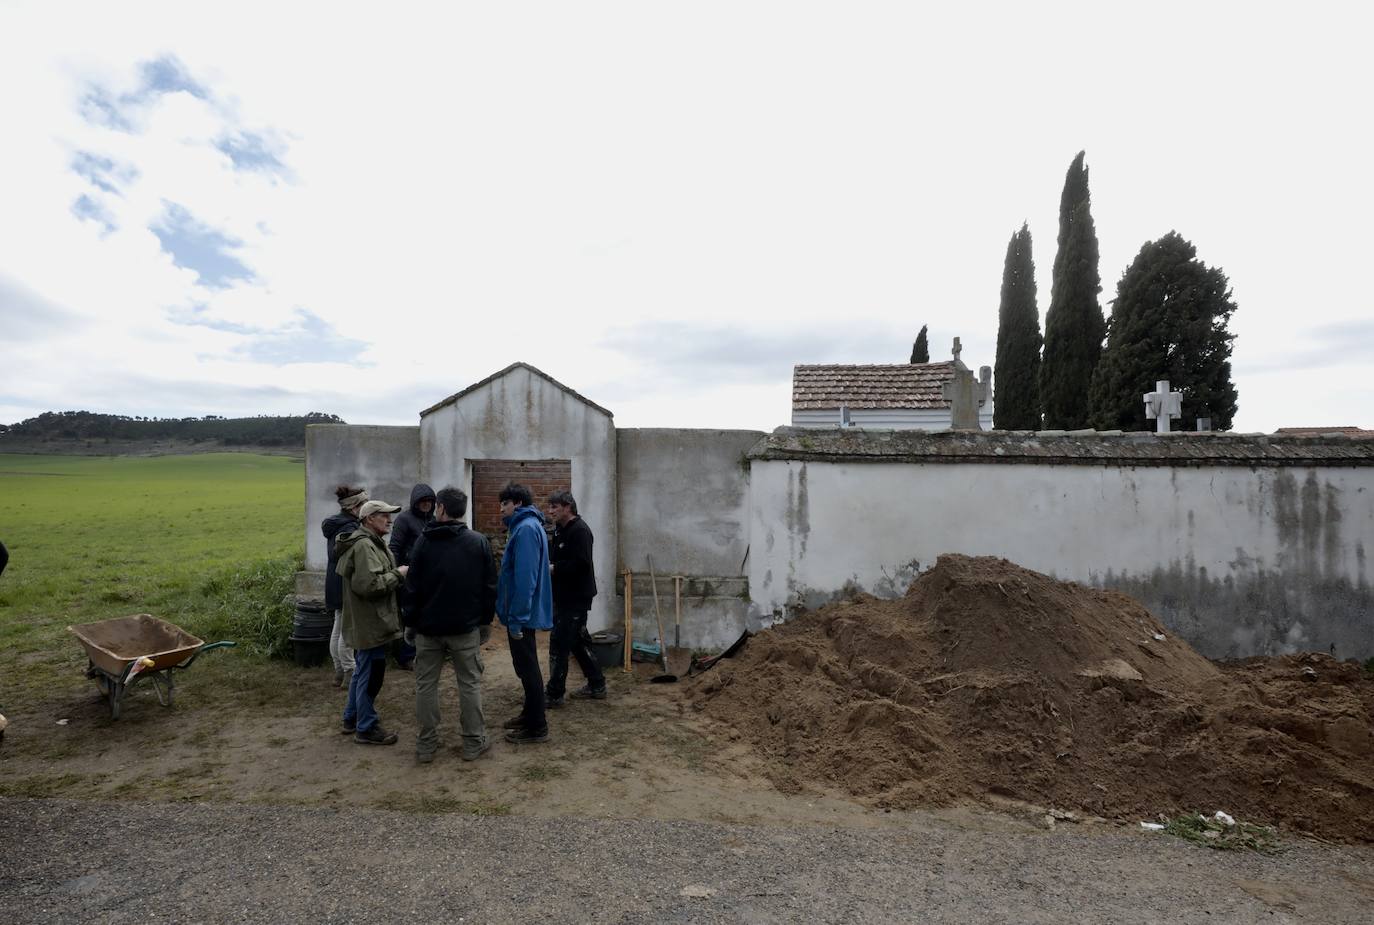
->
xmin=646 ymin=555 xmax=677 ymax=683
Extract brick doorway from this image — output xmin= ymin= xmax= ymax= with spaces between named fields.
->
xmin=471 ymin=458 xmax=571 ymax=560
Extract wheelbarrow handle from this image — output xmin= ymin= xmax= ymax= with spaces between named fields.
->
xmin=177 ymin=640 xmax=237 ymax=671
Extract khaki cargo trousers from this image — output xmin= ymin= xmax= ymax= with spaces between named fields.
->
xmin=414 ymin=628 xmax=485 ymax=758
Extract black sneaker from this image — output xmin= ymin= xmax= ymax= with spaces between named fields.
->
xmin=502 ymin=714 xmax=527 ymax=730
xmin=570 ymin=685 xmax=608 ymax=700
xmin=504 ymin=727 xmax=549 ymax=745
xmin=546 ymin=695 xmax=566 ymax=709
xmin=340 ymin=718 xmax=356 ymax=734
xmin=355 ymin=725 xmax=399 ymax=746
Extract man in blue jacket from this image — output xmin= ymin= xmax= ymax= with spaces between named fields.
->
xmin=496 ymin=482 xmax=553 ymax=744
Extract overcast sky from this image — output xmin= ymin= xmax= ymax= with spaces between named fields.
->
xmin=1 ymin=1 xmax=1370 ymax=432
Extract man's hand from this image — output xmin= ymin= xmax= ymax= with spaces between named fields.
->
xmin=396 ymin=565 xmax=409 ymax=577
xmin=403 ymin=627 xmax=416 ymax=646
xmin=479 ymin=626 xmax=492 ymax=645
xmin=508 ymin=627 xmax=524 ymax=640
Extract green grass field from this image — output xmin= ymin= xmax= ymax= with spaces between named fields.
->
xmin=0 ymin=453 xmax=305 ymax=698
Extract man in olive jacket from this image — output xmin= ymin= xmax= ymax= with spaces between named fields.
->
xmin=404 ymin=486 xmax=498 ymax=763
xmin=336 ymin=499 xmax=408 ymax=746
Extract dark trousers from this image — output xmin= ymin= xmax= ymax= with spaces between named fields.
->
xmin=508 ymin=629 xmax=546 ymax=733
xmin=546 ymin=606 xmax=605 ymax=698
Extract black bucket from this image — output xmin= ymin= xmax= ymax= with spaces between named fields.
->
xmin=290 ymin=638 xmax=330 ymax=667
xmin=290 ymin=599 xmax=332 ymax=666
xmin=586 ymin=631 xmax=623 ymax=670
xmin=292 ymin=598 xmax=332 ymax=640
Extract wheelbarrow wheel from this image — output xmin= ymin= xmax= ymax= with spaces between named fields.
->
xmin=89 ymin=666 xmax=123 ymax=719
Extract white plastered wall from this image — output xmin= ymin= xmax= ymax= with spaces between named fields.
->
xmin=420 ymin=366 xmax=618 ymax=632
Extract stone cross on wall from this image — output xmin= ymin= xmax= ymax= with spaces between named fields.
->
xmin=1144 ymin=379 xmax=1182 ymax=433
xmin=943 ymin=337 xmax=992 ymax=430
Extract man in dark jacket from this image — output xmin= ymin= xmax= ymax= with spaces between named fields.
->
xmin=323 ymin=486 xmax=367 ymax=687
xmin=388 ymin=483 xmax=435 ymax=669
xmin=404 ymin=486 xmax=498 ymax=764
xmin=544 ymin=490 xmax=606 ymax=705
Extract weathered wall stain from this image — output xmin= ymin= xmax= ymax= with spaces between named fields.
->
xmin=1099 ymin=561 xmax=1373 ymax=660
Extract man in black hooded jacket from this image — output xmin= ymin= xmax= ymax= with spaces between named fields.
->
xmin=404 ymin=486 xmax=497 ymax=763
xmin=389 ymin=483 xmax=435 ymax=669
xmin=544 ymin=490 xmax=606 ymax=704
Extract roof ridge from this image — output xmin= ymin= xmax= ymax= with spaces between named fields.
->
xmin=419 ymin=362 xmax=614 ymax=419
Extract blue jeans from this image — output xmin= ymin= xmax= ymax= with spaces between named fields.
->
xmin=343 ymin=645 xmax=389 ymax=732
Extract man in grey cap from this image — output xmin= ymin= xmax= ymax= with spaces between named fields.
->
xmin=336 ymin=499 xmax=408 ymax=745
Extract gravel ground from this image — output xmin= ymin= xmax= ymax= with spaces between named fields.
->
xmin=2 ymin=797 xmax=1372 ymax=923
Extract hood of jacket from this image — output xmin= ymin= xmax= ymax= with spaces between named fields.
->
xmin=322 ymin=511 xmax=358 ymax=542
xmin=335 ymin=524 xmax=385 ymax=556
xmin=409 ymin=483 xmax=436 ymax=516
xmin=420 ymin=520 xmax=469 ymax=542
xmin=502 ymin=504 xmax=546 ymax=530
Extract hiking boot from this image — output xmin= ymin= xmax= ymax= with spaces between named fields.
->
xmin=340 ymin=718 xmax=356 ymax=734
xmin=504 ymin=727 xmax=549 ymax=745
xmin=355 ymin=725 xmax=399 ymax=746
xmin=570 ymin=685 xmax=608 ymax=700
xmin=546 ymin=695 xmax=565 ymax=709
xmin=461 ymin=738 xmax=492 ymax=762
xmin=416 ymin=751 xmax=435 ymax=765
xmin=502 ymin=714 xmax=527 ymax=730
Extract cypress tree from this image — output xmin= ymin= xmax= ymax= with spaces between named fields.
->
xmin=1088 ymin=232 xmax=1238 ymax=431
xmin=993 ymin=223 xmax=1042 ymax=429
xmin=909 ymin=325 xmax=929 ymax=363
xmin=1040 ymin=152 xmax=1105 ymax=429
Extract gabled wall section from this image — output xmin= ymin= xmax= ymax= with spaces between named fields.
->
xmin=420 ymin=364 xmax=618 ymax=631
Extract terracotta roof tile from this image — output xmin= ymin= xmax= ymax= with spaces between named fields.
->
xmin=792 ymin=362 xmax=956 ymax=410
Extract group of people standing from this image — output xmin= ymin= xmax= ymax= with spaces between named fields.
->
xmin=321 ymin=480 xmax=607 ymax=762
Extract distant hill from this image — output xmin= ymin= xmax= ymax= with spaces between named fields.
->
xmin=0 ymin=411 xmax=344 ymax=455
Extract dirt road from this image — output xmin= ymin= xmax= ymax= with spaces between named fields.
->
xmin=2 ymin=636 xmax=1372 ymax=922
xmin=3 ymin=795 xmax=1373 ymax=924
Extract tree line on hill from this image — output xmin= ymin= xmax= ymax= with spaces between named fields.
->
xmin=0 ymin=411 xmax=345 ymax=447
xmin=913 ymin=151 xmax=1239 ymax=432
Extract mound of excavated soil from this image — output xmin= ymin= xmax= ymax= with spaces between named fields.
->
xmin=689 ymin=555 xmax=1374 ymax=841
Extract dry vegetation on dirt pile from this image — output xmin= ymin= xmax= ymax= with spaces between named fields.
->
xmin=688 ymin=555 xmax=1374 ymax=842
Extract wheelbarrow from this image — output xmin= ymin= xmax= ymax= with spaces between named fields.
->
xmin=68 ymin=614 xmax=236 ymax=719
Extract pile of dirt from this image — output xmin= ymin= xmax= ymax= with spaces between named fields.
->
xmin=689 ymin=555 xmax=1374 ymax=841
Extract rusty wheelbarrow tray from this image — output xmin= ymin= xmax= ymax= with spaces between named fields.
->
xmin=68 ymin=614 xmax=235 ymax=720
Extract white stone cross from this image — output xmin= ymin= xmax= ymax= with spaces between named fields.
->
xmin=1143 ymin=379 xmax=1182 ymax=433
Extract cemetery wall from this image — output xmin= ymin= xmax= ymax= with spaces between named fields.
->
xmin=303 ymin=424 xmax=420 ymax=573
xmin=615 ymin=428 xmax=763 ymax=649
xmin=746 ymin=429 xmax=1374 ymax=659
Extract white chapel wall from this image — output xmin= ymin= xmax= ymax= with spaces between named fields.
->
xmin=419 ymin=365 xmax=618 ymax=632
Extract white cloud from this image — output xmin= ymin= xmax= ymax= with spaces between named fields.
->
xmin=0 ymin=0 xmax=1371 ymax=431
